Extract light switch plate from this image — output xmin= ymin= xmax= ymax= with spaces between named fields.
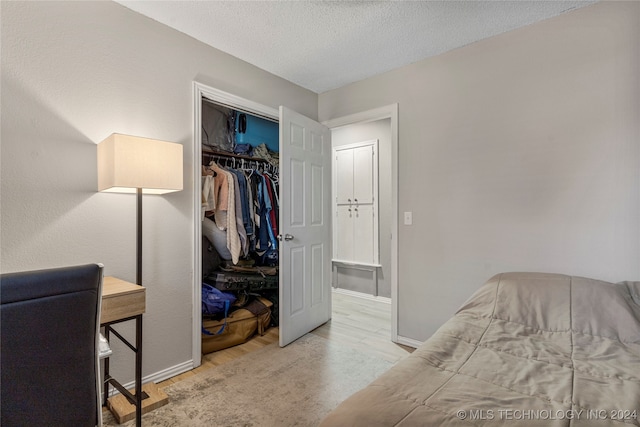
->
xmin=404 ymin=211 xmax=413 ymax=225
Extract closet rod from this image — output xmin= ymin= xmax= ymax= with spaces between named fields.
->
xmin=202 ymin=147 xmax=273 ymax=163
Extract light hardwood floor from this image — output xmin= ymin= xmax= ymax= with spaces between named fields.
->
xmin=157 ymin=291 xmax=413 ymax=390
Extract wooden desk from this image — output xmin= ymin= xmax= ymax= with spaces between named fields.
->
xmin=102 ymin=276 xmax=146 ymax=323
xmin=101 ymin=277 xmax=146 ymax=427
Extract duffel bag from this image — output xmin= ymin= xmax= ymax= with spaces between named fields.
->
xmin=202 ymin=297 xmax=273 ymax=354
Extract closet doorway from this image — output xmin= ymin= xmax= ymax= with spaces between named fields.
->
xmin=192 ymin=83 xmax=333 ymax=367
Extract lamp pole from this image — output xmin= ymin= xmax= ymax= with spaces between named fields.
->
xmin=136 ymin=188 xmax=142 ymax=286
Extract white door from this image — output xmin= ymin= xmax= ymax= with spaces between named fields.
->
xmin=335 ymin=149 xmax=354 ymax=204
xmin=353 ymin=204 xmax=374 ymax=263
xmin=279 ymin=106 xmax=332 ymax=347
xmin=332 ymin=140 xmax=379 ymax=266
xmin=353 ymin=145 xmax=374 ymax=204
xmin=336 ymin=205 xmax=354 ymax=260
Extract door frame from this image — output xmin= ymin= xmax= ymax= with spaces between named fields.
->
xmin=322 ymin=104 xmax=399 ymax=342
xmin=192 ymin=82 xmax=278 ymax=367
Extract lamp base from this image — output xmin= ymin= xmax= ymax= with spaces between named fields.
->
xmin=106 ymin=382 xmax=168 ymax=424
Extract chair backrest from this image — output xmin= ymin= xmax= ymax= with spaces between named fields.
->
xmin=1 ymin=263 xmax=103 ymax=427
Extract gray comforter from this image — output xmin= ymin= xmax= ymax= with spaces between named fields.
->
xmin=320 ymin=272 xmax=640 ymax=426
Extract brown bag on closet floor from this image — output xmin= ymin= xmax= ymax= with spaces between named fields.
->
xmin=202 ymin=297 xmax=273 ymax=354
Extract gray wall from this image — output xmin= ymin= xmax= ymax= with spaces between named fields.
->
xmin=319 ymin=1 xmax=640 ymax=342
xmin=332 ymin=119 xmax=392 ymax=298
xmin=1 ymin=1 xmax=317 ymax=383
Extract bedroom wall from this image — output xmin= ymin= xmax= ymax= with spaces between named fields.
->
xmin=319 ymin=1 xmax=640 ymax=342
xmin=0 ymin=1 xmax=317 ymax=383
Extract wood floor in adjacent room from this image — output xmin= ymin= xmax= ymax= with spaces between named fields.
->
xmin=158 ymin=291 xmax=414 ymax=390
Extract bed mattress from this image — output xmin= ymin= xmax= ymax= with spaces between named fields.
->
xmin=320 ymin=272 xmax=640 ymax=426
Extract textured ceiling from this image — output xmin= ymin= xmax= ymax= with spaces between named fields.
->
xmin=115 ymin=0 xmax=596 ymax=94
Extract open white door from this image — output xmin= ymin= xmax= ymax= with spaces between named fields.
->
xmin=279 ymin=106 xmax=332 ymax=347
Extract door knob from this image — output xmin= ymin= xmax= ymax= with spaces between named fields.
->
xmin=278 ymin=234 xmax=294 ymax=241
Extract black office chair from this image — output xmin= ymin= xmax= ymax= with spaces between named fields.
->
xmin=1 ymin=263 xmax=104 ymax=426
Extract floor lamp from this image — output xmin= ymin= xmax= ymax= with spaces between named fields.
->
xmin=97 ymin=133 xmax=183 ymax=284
xmin=97 ymin=133 xmax=183 ymax=423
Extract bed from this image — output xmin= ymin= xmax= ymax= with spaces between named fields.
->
xmin=320 ymin=272 xmax=640 ymax=426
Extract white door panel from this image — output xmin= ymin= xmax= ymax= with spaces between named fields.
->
xmin=353 ymin=145 xmax=374 ymax=204
xmin=336 ymin=149 xmax=354 ymax=204
xmin=279 ymin=106 xmax=332 ymax=347
xmin=336 ymin=205 xmax=354 ymax=260
xmin=354 ymin=204 xmax=375 ymax=263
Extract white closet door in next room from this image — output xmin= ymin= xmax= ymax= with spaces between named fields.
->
xmin=352 ymin=204 xmax=374 ymax=263
xmin=352 ymin=144 xmax=374 ymax=204
xmin=336 ymin=204 xmax=375 ymax=264
xmin=336 ymin=149 xmax=353 ymax=204
xmin=336 ymin=205 xmax=354 ymax=260
xmin=332 ymin=140 xmax=379 ymax=265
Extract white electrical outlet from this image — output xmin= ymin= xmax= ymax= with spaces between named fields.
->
xmin=404 ymin=211 xmax=413 ymax=225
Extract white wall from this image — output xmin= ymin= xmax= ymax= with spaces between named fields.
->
xmin=319 ymin=1 xmax=640 ymax=342
xmin=1 ymin=1 xmax=317 ymax=383
xmin=332 ymin=119 xmax=392 ymax=297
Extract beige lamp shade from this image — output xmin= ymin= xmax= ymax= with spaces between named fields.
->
xmin=97 ymin=133 xmax=183 ymax=194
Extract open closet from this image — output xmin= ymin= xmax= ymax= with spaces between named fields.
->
xmin=193 ymin=83 xmax=333 ymax=365
xmin=200 ymin=99 xmax=281 ymax=354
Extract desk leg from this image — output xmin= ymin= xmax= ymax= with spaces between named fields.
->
xmin=103 ymin=327 xmax=110 ymax=407
xmin=102 ymin=316 xmax=147 ymax=427
xmin=135 ymin=314 xmax=142 ymax=427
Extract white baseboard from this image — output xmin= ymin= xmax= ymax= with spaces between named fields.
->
xmin=144 ymin=359 xmax=195 ymax=385
xmin=395 ymin=335 xmax=423 ymax=349
xmin=332 ymin=287 xmax=391 ymax=304
xmin=103 ymin=359 xmax=194 ymax=398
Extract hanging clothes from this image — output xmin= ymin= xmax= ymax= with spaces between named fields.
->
xmin=256 ymin=170 xmax=278 ymax=251
xmin=243 ymin=169 xmax=257 ymax=250
xmin=263 ymin=174 xmax=278 ymax=243
xmin=208 ymin=162 xmax=241 ymax=264
xmin=202 ymin=167 xmax=216 ymax=206
xmin=204 ymin=153 xmax=280 ymax=266
xmin=228 ymin=169 xmax=253 ymax=239
xmin=228 ymin=170 xmax=248 ymax=257
xmin=208 ymin=162 xmax=229 ymax=218
xmin=201 ymin=166 xmax=216 ymax=221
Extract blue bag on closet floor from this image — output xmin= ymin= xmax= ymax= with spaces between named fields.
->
xmin=202 ymin=284 xmax=236 ymax=316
